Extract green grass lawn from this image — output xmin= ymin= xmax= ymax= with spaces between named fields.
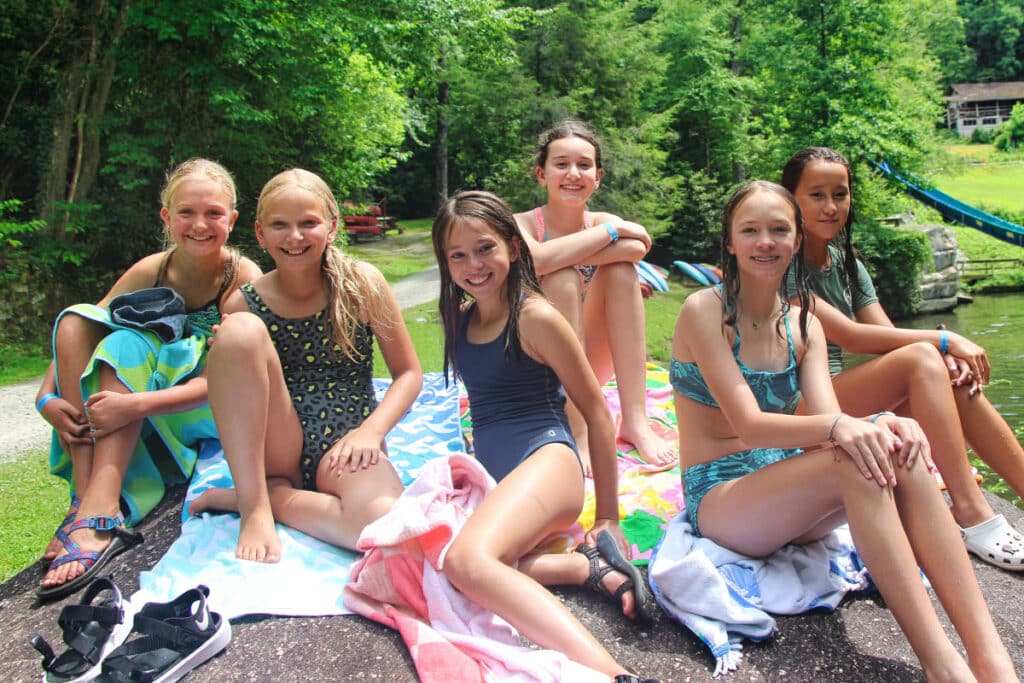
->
xmin=0 ymin=450 xmax=67 ymax=582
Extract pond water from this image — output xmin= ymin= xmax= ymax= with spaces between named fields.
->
xmin=848 ymin=291 xmax=1024 ymax=504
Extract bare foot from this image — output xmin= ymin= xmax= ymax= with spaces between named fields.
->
xmin=237 ymin=508 xmax=281 ymax=563
xmin=42 ymin=498 xmax=80 ymax=561
xmin=619 ymin=421 xmax=677 ymax=470
xmin=187 ymin=487 xmax=240 ymax=516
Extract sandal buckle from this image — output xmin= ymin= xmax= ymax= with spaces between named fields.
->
xmin=92 ymin=516 xmax=121 ymax=532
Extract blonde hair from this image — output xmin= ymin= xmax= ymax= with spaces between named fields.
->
xmin=159 ymin=157 xmax=240 ymax=264
xmin=256 ymin=168 xmax=395 ymax=360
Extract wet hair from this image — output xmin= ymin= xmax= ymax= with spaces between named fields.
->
xmin=432 ymin=190 xmax=543 ymax=382
xmin=159 ymin=157 xmax=239 ymax=273
xmin=781 ymin=147 xmax=861 ymax=300
xmin=719 ymin=180 xmax=811 ymax=342
xmin=534 ymin=118 xmax=603 ymax=170
xmin=256 ymin=168 xmax=394 ymax=360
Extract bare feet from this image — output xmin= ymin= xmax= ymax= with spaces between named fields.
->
xmin=42 ymin=497 xmax=80 ymax=561
xmin=237 ymin=508 xmax=281 ymax=563
xmin=619 ymin=420 xmax=677 ymax=470
xmin=187 ymin=487 xmax=240 ymax=516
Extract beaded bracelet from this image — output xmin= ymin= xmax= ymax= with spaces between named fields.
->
xmin=827 ymin=413 xmax=846 ymax=441
xmin=601 ymin=221 xmax=619 ymax=243
xmin=36 ymin=393 xmax=59 ymax=413
xmin=870 ymin=411 xmax=895 ymax=424
xmin=938 ymin=330 xmax=949 ymax=355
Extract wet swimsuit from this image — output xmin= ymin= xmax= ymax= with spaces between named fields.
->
xmin=242 ymin=283 xmax=377 ymax=490
xmin=670 ymin=313 xmax=802 ymax=536
xmin=532 ymin=207 xmax=598 ymax=294
xmin=457 ymin=303 xmax=580 ymax=482
xmin=154 ymin=250 xmax=237 ymax=336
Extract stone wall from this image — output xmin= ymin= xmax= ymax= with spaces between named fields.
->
xmin=910 ymin=223 xmax=961 ymax=313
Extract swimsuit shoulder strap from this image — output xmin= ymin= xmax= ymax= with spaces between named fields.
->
xmin=532 ymin=207 xmax=545 ymax=241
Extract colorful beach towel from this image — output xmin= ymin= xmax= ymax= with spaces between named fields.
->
xmin=461 ymin=362 xmax=683 ymax=562
xmin=49 ymin=304 xmax=215 ymax=524
xmin=344 ymin=454 xmax=606 ymax=683
xmin=135 ymin=373 xmax=463 ymax=619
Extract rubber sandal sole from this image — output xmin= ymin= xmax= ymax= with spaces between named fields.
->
xmin=595 ymin=530 xmax=655 ymax=621
xmin=37 ymin=530 xmax=143 ymax=603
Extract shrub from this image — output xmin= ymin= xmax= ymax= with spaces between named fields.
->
xmin=969 ymin=127 xmax=993 ymax=144
xmin=856 ymin=221 xmax=931 ymax=319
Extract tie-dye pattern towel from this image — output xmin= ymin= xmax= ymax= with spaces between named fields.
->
xmin=135 ymin=373 xmax=463 ymax=619
xmin=461 ymin=363 xmax=683 ymax=564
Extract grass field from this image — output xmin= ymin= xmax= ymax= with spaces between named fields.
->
xmin=0 ymin=450 xmax=67 ymax=582
xmin=934 ymin=145 xmax=1024 ymax=215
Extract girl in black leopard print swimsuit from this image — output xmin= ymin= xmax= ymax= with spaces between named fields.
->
xmin=189 ymin=168 xmax=422 ymax=563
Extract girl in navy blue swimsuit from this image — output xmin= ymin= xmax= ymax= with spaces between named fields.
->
xmin=433 ymin=191 xmax=656 ymax=683
xmin=671 ymin=180 xmax=1014 ymax=680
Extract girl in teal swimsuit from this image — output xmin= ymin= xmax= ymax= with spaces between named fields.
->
xmin=670 ymin=180 xmax=1014 ymax=681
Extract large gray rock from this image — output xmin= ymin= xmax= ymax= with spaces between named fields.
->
xmin=2 ymin=486 xmax=1022 ymax=682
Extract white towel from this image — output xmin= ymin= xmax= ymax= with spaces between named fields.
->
xmin=648 ymin=511 xmax=872 ymax=676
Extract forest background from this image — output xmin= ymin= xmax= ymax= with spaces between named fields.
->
xmin=4 ymin=0 xmax=1024 ymax=347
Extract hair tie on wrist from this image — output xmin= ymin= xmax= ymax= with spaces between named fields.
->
xmin=827 ymin=413 xmax=846 ymax=441
xmin=601 ymin=221 xmax=619 ymax=243
xmin=870 ymin=411 xmax=895 ymax=424
xmin=938 ymin=330 xmax=949 ymax=355
xmin=36 ymin=393 xmax=59 ymax=413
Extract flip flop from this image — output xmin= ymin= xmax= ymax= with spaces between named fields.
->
xmin=595 ymin=530 xmax=655 ymax=621
xmin=960 ymin=514 xmax=1024 ymax=572
xmin=37 ymin=514 xmax=144 ymax=603
xmin=30 ymin=575 xmax=136 ymax=683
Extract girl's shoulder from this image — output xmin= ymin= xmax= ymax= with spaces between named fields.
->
xmin=512 ymin=207 xmax=539 ymax=233
xmin=680 ymin=286 xmax=723 ymax=318
xmin=235 ymin=253 xmax=263 ymax=283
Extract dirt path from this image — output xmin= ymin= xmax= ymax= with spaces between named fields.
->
xmin=0 ymin=265 xmax=440 ymax=464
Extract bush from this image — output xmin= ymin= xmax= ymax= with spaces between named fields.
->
xmin=969 ymin=127 xmax=993 ymax=144
xmin=653 ymin=169 xmax=730 ymax=265
xmin=856 ymin=221 xmax=931 ymax=319
xmin=994 ymin=103 xmax=1024 ymax=151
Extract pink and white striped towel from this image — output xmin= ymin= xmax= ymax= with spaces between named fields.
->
xmin=344 ymin=454 xmax=607 ymax=683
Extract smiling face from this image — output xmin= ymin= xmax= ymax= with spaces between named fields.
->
xmin=255 ymin=186 xmax=337 ymax=270
xmin=791 ymin=160 xmax=851 ymax=244
xmin=160 ymin=177 xmax=237 ymax=255
xmin=535 ymin=135 xmax=602 ymax=205
xmin=442 ymin=217 xmax=518 ymax=303
xmin=726 ymin=189 xmax=801 ymax=283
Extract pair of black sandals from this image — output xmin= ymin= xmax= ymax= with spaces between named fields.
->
xmin=31 ymin=576 xmax=231 ymax=683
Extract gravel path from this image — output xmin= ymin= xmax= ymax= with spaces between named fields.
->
xmin=0 ymin=267 xmax=441 ymax=465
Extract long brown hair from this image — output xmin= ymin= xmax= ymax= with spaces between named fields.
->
xmin=432 ymin=190 xmax=543 ymax=382
xmin=256 ymin=169 xmax=394 ymax=359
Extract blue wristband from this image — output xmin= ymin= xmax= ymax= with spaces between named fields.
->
xmin=601 ymin=221 xmax=619 ymax=243
xmin=36 ymin=393 xmax=59 ymax=413
xmin=939 ymin=330 xmax=949 ymax=355
xmin=870 ymin=411 xmax=895 ymax=424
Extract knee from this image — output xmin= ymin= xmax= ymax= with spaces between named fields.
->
xmin=597 ymin=260 xmax=638 ymax=287
xmin=898 ymin=342 xmax=947 ymax=381
xmin=208 ymin=313 xmax=267 ymax=357
xmin=443 ymin=534 xmax=485 ymax=590
xmin=55 ymin=314 xmax=100 ymax=352
xmin=831 ymin=447 xmax=892 ymax=498
xmin=542 ymin=267 xmax=583 ymax=301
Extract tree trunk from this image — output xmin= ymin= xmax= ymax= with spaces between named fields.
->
xmin=434 ymin=77 xmax=450 ymax=210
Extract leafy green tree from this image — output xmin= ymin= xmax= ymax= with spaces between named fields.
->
xmin=958 ymin=0 xmax=1024 ymax=82
xmin=994 ymin=102 xmax=1024 ymax=150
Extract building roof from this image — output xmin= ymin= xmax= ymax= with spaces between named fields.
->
xmin=947 ymin=81 xmax=1024 ymax=103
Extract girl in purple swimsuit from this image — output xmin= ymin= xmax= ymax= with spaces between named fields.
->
xmin=671 ymin=180 xmax=1014 ymax=681
xmin=434 ymin=190 xmax=656 ymax=683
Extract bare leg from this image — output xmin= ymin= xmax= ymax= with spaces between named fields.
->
xmin=42 ymin=363 xmax=140 ymax=588
xmin=44 ymin=314 xmax=108 ymax=558
xmin=584 ymin=262 xmax=675 ymax=468
xmin=444 ymin=445 xmax=632 ymax=677
xmin=823 ymin=343 xmax=996 ymax=528
xmin=540 ymin=267 xmax=592 ymax=475
xmin=207 ymin=313 xmax=303 ymax=563
xmin=955 ymin=386 xmax=1024 ymax=499
xmin=698 ymin=446 xmax=1010 ymax=681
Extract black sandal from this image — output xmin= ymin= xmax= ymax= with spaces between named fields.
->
xmin=575 ymin=535 xmax=653 ymax=621
xmin=30 ymin=575 xmax=135 ymax=683
xmin=96 ymin=585 xmax=231 ymax=683
xmin=595 ymin=530 xmax=654 ymax=620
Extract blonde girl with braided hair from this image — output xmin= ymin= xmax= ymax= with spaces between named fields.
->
xmin=189 ymin=168 xmax=422 ymax=562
